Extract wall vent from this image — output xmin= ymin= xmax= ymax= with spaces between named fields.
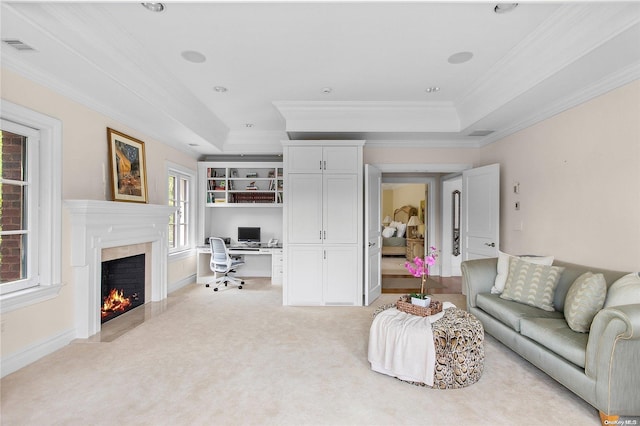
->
xmin=2 ymin=39 xmax=37 ymax=51
xmin=467 ymin=130 xmax=495 ymax=137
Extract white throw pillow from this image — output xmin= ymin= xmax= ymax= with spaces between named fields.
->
xmin=396 ymin=223 xmax=407 ymax=238
xmin=491 ymin=251 xmax=554 ymax=294
xmin=603 ymin=272 xmax=640 ymax=308
xmin=382 ymin=227 xmax=396 ymax=238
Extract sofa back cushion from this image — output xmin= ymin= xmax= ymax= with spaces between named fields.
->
xmin=604 ymin=272 xmax=640 ymax=308
xmin=551 ymin=261 xmax=628 ymax=312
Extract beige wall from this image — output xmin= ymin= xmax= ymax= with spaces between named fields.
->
xmin=382 ymin=184 xmax=425 ymax=222
xmin=478 ymin=80 xmax=640 ymax=272
xmin=1 ymin=68 xmax=198 ymax=357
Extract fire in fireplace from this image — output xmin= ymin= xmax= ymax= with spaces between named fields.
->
xmin=101 ymin=254 xmax=145 ymax=323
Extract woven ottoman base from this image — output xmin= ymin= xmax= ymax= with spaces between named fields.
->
xmin=372 ymin=305 xmax=485 ymax=389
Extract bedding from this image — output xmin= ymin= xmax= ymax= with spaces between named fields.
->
xmin=381 ymin=205 xmax=417 ymax=256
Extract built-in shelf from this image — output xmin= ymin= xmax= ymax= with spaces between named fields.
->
xmin=200 ymin=162 xmax=284 ymax=207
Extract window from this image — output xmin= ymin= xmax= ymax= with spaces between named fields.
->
xmin=0 ymin=121 xmax=38 ymax=294
xmin=167 ymin=164 xmax=195 ymax=254
xmin=0 ymin=100 xmax=62 ymax=313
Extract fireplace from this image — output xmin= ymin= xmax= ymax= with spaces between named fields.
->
xmin=65 ymin=200 xmax=176 ymax=338
xmin=101 ymin=254 xmax=145 ymax=323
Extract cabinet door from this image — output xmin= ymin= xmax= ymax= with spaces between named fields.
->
xmin=324 ymin=246 xmax=359 ymax=305
xmin=323 ymin=174 xmax=359 ymax=244
xmin=286 ymin=146 xmax=323 ymax=173
xmin=287 ymin=246 xmax=323 ymax=305
xmin=288 ymin=174 xmax=323 ymax=244
xmin=323 ymin=146 xmax=359 ymax=174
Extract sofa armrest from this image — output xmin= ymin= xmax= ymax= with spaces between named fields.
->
xmin=586 ymin=304 xmax=640 ymax=414
xmin=461 ymin=258 xmax=498 ymax=310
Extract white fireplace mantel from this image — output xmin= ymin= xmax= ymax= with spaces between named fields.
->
xmin=65 ymin=200 xmax=176 ymax=338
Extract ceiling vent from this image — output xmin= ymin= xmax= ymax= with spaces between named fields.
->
xmin=468 ymin=130 xmax=495 ymax=137
xmin=2 ymin=39 xmax=36 ymax=52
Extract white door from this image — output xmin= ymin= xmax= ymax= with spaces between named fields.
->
xmin=364 ymin=164 xmax=382 ymax=305
xmin=462 ymin=164 xmax=500 ymax=260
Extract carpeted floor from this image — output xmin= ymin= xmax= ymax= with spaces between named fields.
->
xmin=0 ymin=280 xmax=600 ymax=425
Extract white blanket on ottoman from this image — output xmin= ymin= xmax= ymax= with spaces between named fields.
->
xmin=368 ymin=302 xmax=455 ymax=386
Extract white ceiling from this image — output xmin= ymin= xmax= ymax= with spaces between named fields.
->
xmin=2 ymin=1 xmax=639 ymax=158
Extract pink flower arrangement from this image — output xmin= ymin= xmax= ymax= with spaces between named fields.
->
xmin=405 ymin=246 xmax=438 ymax=298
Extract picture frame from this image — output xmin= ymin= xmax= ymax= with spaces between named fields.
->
xmin=107 ymin=128 xmax=148 ymax=203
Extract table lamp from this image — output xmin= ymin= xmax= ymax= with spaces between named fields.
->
xmin=407 ymin=215 xmax=423 ymax=238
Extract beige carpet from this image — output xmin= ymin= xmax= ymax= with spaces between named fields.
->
xmin=1 ymin=280 xmax=599 ymax=425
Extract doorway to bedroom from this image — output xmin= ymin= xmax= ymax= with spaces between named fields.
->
xmin=380 ymin=182 xmax=433 ymax=294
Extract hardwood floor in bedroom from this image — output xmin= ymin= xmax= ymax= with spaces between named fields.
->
xmin=381 ymin=255 xmax=462 ymax=295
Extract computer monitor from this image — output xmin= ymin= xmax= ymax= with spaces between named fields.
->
xmin=238 ymin=227 xmax=260 ymax=243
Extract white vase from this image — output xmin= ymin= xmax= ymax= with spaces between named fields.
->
xmin=411 ymin=296 xmax=431 ymax=307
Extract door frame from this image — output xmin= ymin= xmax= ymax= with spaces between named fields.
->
xmin=371 ymin=163 xmax=472 ymax=277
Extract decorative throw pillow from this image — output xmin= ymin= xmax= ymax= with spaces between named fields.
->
xmin=382 ymin=227 xmax=396 ymax=238
xmin=396 ymin=223 xmax=407 ymax=238
xmin=500 ymin=257 xmax=565 ymax=311
xmin=564 ymin=272 xmax=607 ymax=333
xmin=604 ymin=272 xmax=640 ymax=308
xmin=491 ymin=251 xmax=555 ymax=294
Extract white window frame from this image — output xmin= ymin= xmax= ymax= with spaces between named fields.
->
xmin=0 ymin=100 xmax=62 ymax=313
xmin=166 ymin=162 xmax=196 ymax=258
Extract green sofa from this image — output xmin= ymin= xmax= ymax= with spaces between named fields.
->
xmin=462 ymin=258 xmax=640 ymax=421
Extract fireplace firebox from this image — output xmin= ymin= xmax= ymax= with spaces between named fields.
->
xmin=101 ymin=254 xmax=145 ymax=323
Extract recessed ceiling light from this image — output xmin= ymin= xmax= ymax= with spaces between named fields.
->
xmin=245 ymin=123 xmax=254 ymax=128
xmin=494 ymin=3 xmax=518 ymax=14
xmin=321 ymin=87 xmax=332 ymax=94
xmin=213 ymin=86 xmax=228 ymax=93
xmin=448 ymin=51 xmax=474 ymax=64
xmin=181 ymin=50 xmax=206 ymax=63
xmin=141 ymin=3 xmax=165 ymax=12
xmin=425 ymin=87 xmax=440 ymax=93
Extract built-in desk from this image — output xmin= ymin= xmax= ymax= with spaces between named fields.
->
xmin=196 ymin=244 xmax=283 ymax=285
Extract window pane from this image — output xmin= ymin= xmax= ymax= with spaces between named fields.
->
xmin=0 ymin=233 xmax=27 ymax=284
xmin=180 ymin=178 xmax=189 ymax=201
xmin=168 ymin=224 xmax=175 ymax=249
xmin=168 ymin=175 xmax=176 ymax=205
xmin=0 ymin=183 xmax=26 ymax=231
xmin=179 ymin=224 xmax=187 ymax=247
xmin=1 ymin=130 xmax=27 ymax=181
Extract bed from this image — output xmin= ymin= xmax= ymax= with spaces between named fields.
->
xmin=381 ymin=205 xmax=417 ymax=256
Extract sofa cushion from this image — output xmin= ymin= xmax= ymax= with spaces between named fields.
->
xmin=500 ymin=258 xmax=565 ymax=311
xmin=520 ymin=318 xmax=589 ymax=368
xmin=564 ymin=272 xmax=607 ymax=333
xmin=604 ymin=272 xmax=640 ymax=308
xmin=476 ymin=293 xmax=564 ymax=332
xmin=491 ymin=251 xmax=554 ymax=294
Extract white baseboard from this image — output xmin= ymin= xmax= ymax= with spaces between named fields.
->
xmin=1 ymin=327 xmax=75 ymax=378
xmin=168 ymin=274 xmax=196 ymax=294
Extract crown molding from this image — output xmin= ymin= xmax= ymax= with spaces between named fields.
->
xmin=477 ymin=61 xmax=640 ymax=148
xmin=274 ymin=100 xmax=460 ymax=133
xmin=3 ymin=3 xmax=227 ymax=154
xmin=456 ymin=3 xmax=640 ymax=130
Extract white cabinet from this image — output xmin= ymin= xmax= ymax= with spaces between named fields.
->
xmin=286 ymin=145 xmax=360 ymax=174
xmin=282 ymin=141 xmax=364 ymax=306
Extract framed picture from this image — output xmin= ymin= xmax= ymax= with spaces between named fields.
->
xmin=107 ymin=128 xmax=148 ymax=203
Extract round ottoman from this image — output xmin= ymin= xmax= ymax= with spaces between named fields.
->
xmin=373 ymin=305 xmax=485 ymax=389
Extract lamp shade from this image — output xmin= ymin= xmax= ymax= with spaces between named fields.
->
xmin=382 ymin=216 xmax=392 ymax=225
xmin=407 ymin=215 xmax=422 ymax=226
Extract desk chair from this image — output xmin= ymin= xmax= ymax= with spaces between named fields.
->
xmin=206 ymin=237 xmax=245 ymax=291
